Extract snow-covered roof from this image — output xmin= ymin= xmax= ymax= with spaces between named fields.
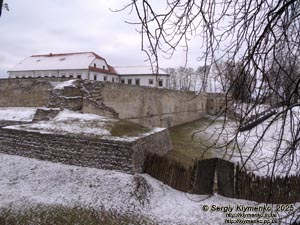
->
xmin=9 ymin=52 xmax=106 ymax=71
xmin=114 ymin=66 xmax=169 ymax=76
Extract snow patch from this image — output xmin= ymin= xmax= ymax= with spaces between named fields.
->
xmin=52 ymin=80 xmax=77 ymax=90
xmin=3 ymin=109 xmax=165 ymax=140
xmin=199 ymin=106 xmax=300 ymax=176
xmin=0 ymin=153 xmax=297 ymax=225
xmin=0 ymin=107 xmax=37 ymax=121
xmin=53 ymin=109 xmax=109 ymax=122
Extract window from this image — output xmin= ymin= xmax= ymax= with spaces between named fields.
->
xmin=103 ymin=65 xmax=105 ymax=70
xmin=69 ymin=75 xmax=73 ymax=78
xmin=121 ymin=79 xmax=125 ymax=84
xmin=149 ymin=79 xmax=153 ymax=85
xmin=127 ymin=79 xmax=132 ymax=84
xmin=112 ymin=77 xmax=115 ymax=83
xmin=94 ymin=63 xmax=96 ymax=68
xmin=94 ymin=74 xmax=97 ymax=81
xmin=104 ymin=76 xmax=107 ymax=81
xmin=77 ymin=74 xmax=82 ymax=79
xmin=135 ymin=79 xmax=140 ymax=86
xmin=158 ymin=80 xmax=163 ymax=87
xmin=61 ymin=73 xmax=66 ymax=78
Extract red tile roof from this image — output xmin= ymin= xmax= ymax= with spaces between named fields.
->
xmin=89 ymin=65 xmax=118 ymax=75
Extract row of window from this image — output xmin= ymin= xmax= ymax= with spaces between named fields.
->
xmin=93 ymin=74 xmax=119 ymax=83
xmin=15 ymin=74 xmax=83 ymax=79
xmin=120 ymin=78 xmax=140 ymax=85
xmin=60 ymin=73 xmax=82 ymax=79
xmin=13 ymin=74 xmax=164 ymax=87
xmin=120 ymin=78 xmax=163 ymax=87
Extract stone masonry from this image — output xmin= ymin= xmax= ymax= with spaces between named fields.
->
xmin=0 ymin=78 xmax=215 ymax=128
xmin=0 ymin=127 xmax=171 ymax=174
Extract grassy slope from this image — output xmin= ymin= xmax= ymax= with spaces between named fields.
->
xmin=167 ymin=118 xmax=214 ymax=169
xmin=0 ymin=205 xmax=157 ymax=225
xmin=110 ymin=120 xmax=150 ymax=137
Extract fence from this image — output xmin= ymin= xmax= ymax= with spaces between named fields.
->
xmin=143 ymin=153 xmax=195 ymax=192
xmin=143 ymin=154 xmax=300 ymax=204
xmin=235 ymin=165 xmax=300 ymax=203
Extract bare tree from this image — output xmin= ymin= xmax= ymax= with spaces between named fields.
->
xmin=266 ymin=52 xmax=300 ymax=106
xmin=0 ymin=0 xmax=9 ymax=18
xmin=220 ymin=61 xmax=254 ymax=102
xmin=196 ymin=65 xmax=209 ymax=92
xmin=118 ymin=0 xmax=300 ymax=219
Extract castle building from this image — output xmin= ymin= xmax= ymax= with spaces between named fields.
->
xmin=114 ymin=66 xmax=169 ymax=88
xmin=8 ymin=52 xmax=170 ymax=88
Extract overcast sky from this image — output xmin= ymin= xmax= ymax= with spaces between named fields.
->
xmin=0 ymin=0 xmax=203 ymax=78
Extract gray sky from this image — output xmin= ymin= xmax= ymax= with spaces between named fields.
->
xmin=0 ymin=0 xmax=202 ymax=78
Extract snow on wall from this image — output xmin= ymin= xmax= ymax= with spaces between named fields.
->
xmin=0 ymin=107 xmax=37 ymax=121
xmin=0 ymin=126 xmax=171 ymax=174
xmin=0 ymin=78 xmax=221 ymax=128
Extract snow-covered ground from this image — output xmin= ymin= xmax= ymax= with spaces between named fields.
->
xmin=51 ymin=79 xmax=77 ymax=90
xmin=4 ymin=109 xmax=112 ymax=136
xmin=0 ymin=107 xmax=165 ymax=142
xmin=0 ymin=107 xmax=37 ymax=121
xmin=0 ymin=153 xmax=298 ymax=225
xmin=0 ymin=106 xmax=299 ymax=224
xmin=198 ymin=106 xmax=300 ymax=177
xmin=232 ymin=102 xmax=270 ymax=118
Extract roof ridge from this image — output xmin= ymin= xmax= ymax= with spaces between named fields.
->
xmin=31 ymin=52 xmax=102 ymax=58
xmin=114 ymin=66 xmax=161 ymax=68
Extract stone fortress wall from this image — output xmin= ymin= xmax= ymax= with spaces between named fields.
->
xmin=0 ymin=78 xmax=225 ymax=127
xmin=0 ymin=125 xmax=171 ymax=174
xmin=0 ymin=78 xmax=226 ymax=173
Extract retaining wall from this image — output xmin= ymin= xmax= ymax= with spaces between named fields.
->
xmin=207 ymin=92 xmax=227 ymax=115
xmin=0 ymin=127 xmax=171 ymax=174
xmin=93 ymin=82 xmax=207 ymax=127
xmin=0 ymin=78 xmax=68 ymax=107
xmin=0 ymin=78 xmax=209 ymax=128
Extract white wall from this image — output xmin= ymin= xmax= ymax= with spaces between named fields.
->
xmin=9 ymin=69 xmax=89 ymax=79
xmin=90 ymin=58 xmax=107 ymax=70
xmin=90 ymin=72 xmax=119 ymax=83
xmin=119 ymin=75 xmax=170 ymax=88
xmin=8 ymin=70 xmax=169 ymax=89
xmin=59 ymin=70 xmax=88 ymax=79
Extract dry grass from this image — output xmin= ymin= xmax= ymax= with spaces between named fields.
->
xmin=167 ymin=118 xmax=214 ymax=169
xmin=0 ymin=204 xmax=157 ymax=225
xmin=110 ymin=120 xmax=150 ymax=137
